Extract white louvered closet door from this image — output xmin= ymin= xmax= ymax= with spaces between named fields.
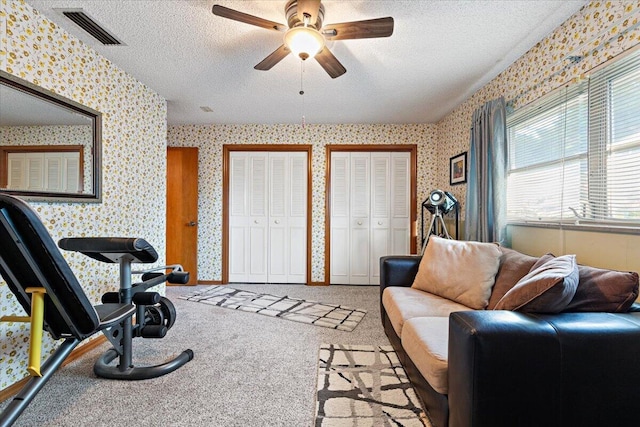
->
xmin=330 ymin=151 xmax=411 ymax=285
xmin=7 ymin=152 xmax=81 ymax=192
xmin=329 ymin=152 xmax=351 ymax=284
xmin=229 ymin=151 xmax=307 ymax=284
xmin=349 ymin=152 xmax=372 ymax=284
xmin=229 ymin=152 xmax=269 ymax=282
xmin=389 ymin=152 xmax=411 ymax=256
xmin=370 ymin=152 xmax=390 ymax=283
xmin=268 ymin=152 xmax=307 ymax=283
xmin=7 ymin=155 xmax=26 ymax=189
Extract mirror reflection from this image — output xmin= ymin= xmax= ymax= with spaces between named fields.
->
xmin=0 ymin=71 xmax=101 ymax=201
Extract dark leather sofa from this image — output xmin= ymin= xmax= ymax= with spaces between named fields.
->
xmin=380 ymin=254 xmax=640 ymax=427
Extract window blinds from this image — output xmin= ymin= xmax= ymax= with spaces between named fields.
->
xmin=506 ymin=49 xmax=640 ymax=227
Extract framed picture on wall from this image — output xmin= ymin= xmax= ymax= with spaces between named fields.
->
xmin=450 ymin=152 xmax=467 ymax=185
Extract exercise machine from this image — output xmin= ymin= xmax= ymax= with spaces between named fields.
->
xmin=0 ymin=194 xmax=193 ymax=426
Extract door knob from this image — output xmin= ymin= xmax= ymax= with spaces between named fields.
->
xmin=274 ymin=219 xmax=280 ymax=224
xmin=357 ymin=221 xmax=363 ymax=225
xmin=188 ymin=221 xmax=197 ymax=227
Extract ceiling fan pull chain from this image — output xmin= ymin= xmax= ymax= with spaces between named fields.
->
xmin=300 ymin=60 xmax=306 ymax=128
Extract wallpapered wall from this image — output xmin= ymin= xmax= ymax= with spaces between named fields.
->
xmin=2 ymin=0 xmax=639 ymax=392
xmin=0 ymin=0 xmax=167 ymax=390
xmin=167 ymin=124 xmax=438 ymax=283
xmin=0 ymin=125 xmax=94 ymax=192
xmin=169 ymin=2 xmax=640 ymax=283
xmin=435 ymin=1 xmax=640 ymax=205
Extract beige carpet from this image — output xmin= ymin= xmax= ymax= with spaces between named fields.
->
xmin=1 ymin=284 xmax=398 ymax=426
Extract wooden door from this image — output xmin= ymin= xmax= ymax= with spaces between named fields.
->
xmin=166 ymin=147 xmax=198 ymax=285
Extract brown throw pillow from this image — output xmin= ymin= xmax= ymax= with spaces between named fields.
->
xmin=486 ymin=247 xmax=540 ymax=310
xmin=494 ymin=254 xmax=579 ymax=313
xmin=564 ymin=266 xmax=639 ymax=312
xmin=412 ymin=236 xmax=502 ymax=309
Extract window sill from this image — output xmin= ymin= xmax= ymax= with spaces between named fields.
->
xmin=507 ymin=221 xmax=640 ymax=236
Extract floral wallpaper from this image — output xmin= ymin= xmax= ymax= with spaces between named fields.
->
xmin=167 ymin=124 xmax=438 ymax=283
xmin=1 ymin=125 xmax=94 ymax=192
xmin=168 ymin=1 xmax=640 ymax=284
xmin=2 ymin=0 xmax=639 ymax=394
xmin=435 ymin=1 xmax=640 ymax=210
xmin=1 ymin=0 xmax=167 ymax=390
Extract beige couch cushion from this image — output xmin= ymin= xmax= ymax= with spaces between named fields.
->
xmin=402 ymin=317 xmax=450 ymax=394
xmin=412 ymin=236 xmax=502 ymax=309
xmin=382 ymin=287 xmax=470 ymax=336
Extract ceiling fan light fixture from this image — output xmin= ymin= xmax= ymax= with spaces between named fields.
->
xmin=284 ymin=26 xmax=325 ymax=60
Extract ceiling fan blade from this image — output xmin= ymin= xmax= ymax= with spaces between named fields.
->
xmin=315 ymin=48 xmax=346 ymax=79
xmin=212 ymin=5 xmax=286 ymax=32
xmin=254 ymin=45 xmax=291 ymax=71
xmin=297 ymin=0 xmax=321 ymax=26
xmin=323 ymin=17 xmax=394 ymax=40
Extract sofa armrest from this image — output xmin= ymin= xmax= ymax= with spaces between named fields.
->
xmin=448 ymin=310 xmax=640 ymax=427
xmin=379 ymin=255 xmax=421 ymax=290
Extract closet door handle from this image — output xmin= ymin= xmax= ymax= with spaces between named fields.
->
xmin=274 ymin=220 xmax=280 ymax=224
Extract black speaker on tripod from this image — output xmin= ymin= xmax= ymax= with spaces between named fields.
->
xmin=420 ymin=190 xmax=459 ymax=254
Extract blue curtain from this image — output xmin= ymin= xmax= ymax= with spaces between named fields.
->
xmin=464 ymin=97 xmax=507 ymax=243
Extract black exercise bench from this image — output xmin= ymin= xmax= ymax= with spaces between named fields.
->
xmin=0 ymin=194 xmax=193 ymax=426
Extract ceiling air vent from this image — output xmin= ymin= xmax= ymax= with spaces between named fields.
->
xmin=60 ymin=9 xmax=122 ymax=45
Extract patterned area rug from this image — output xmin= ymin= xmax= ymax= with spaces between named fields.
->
xmin=179 ymin=286 xmax=366 ymax=332
xmin=315 ymin=344 xmax=431 ymax=426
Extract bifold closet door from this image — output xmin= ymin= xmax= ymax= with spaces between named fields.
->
xmin=228 ymin=151 xmax=307 ymax=283
xmin=267 ymin=152 xmax=307 ymax=283
xmin=330 ymin=151 xmax=410 ymax=285
xmin=7 ymin=152 xmax=80 ymax=192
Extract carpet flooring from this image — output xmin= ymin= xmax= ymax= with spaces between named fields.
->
xmin=1 ymin=284 xmax=400 ymax=426
xmin=315 ymin=344 xmax=430 ymax=426
xmin=180 ymin=286 xmax=367 ymax=331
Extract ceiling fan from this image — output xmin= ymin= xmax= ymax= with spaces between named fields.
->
xmin=212 ymin=0 xmax=394 ymax=78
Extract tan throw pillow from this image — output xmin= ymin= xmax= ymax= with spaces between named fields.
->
xmin=486 ymin=247 xmax=540 ymax=310
xmin=494 ymin=254 xmax=579 ymax=313
xmin=411 ymin=236 xmax=502 ymax=309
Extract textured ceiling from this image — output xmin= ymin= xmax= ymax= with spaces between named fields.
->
xmin=0 ymin=85 xmax=92 ymax=125
xmin=25 ymin=0 xmax=588 ymax=125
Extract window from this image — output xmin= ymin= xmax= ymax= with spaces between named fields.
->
xmin=506 ymin=50 xmax=640 ymax=228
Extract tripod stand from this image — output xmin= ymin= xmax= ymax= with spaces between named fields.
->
xmin=421 ymin=206 xmax=452 ymax=255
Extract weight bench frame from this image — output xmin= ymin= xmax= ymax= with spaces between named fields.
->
xmin=0 ymin=194 xmax=193 ymax=426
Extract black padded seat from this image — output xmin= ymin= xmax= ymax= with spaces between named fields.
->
xmin=59 ymin=237 xmax=158 ymax=264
